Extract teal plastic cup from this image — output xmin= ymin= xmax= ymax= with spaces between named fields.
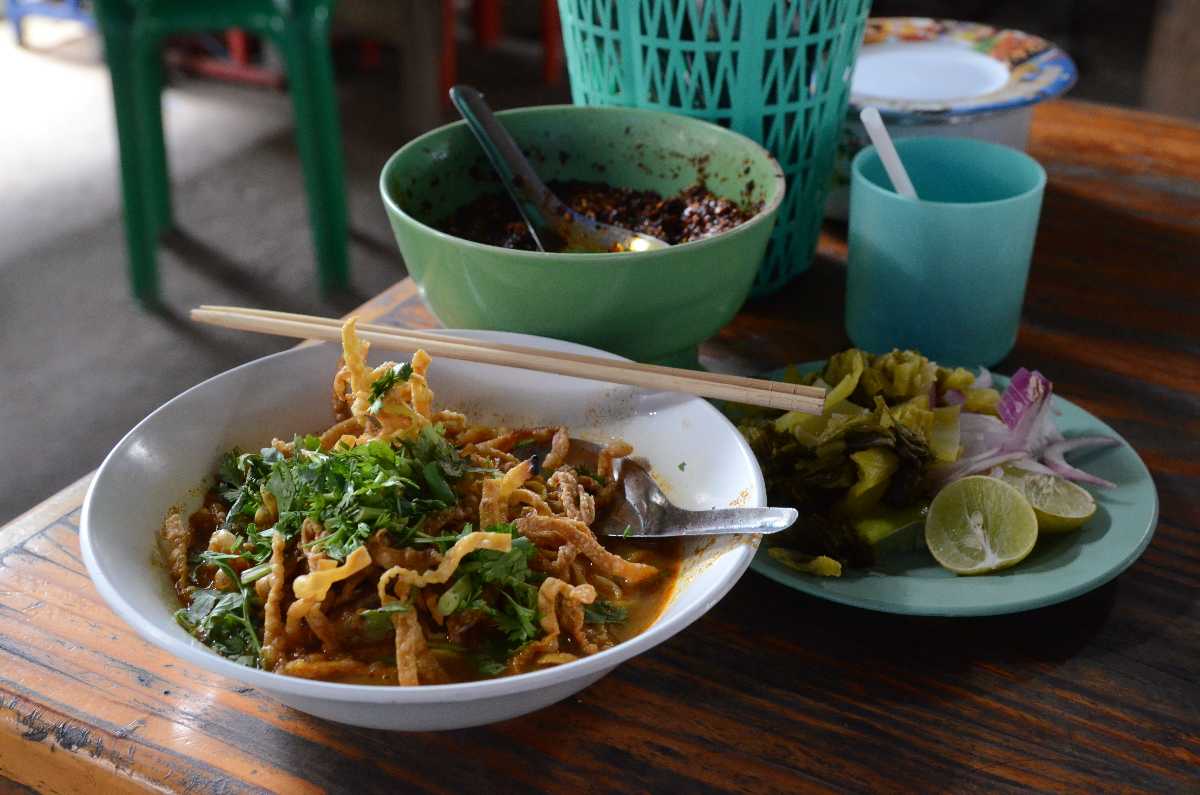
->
xmin=845 ymin=137 xmax=1046 ymax=366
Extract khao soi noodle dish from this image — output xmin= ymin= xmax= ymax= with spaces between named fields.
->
xmin=160 ymin=319 xmax=680 ymax=685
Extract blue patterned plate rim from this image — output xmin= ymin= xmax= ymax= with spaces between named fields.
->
xmin=849 ymin=17 xmax=1077 ymax=119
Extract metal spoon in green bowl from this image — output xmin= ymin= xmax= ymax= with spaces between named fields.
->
xmin=449 ymin=85 xmax=669 ymax=254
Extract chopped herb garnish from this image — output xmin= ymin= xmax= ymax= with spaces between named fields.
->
xmin=575 ymin=465 xmax=606 ymax=486
xmin=368 ymin=363 xmax=413 ymax=414
xmin=470 ymin=637 xmax=516 ymax=677
xmin=435 ymin=525 xmax=545 ymax=655
xmin=360 ymin=601 xmax=412 ymax=638
xmin=421 ymin=460 xmax=456 ymax=504
xmin=175 ymin=559 xmax=261 ymax=667
xmin=239 ymin=561 xmax=272 ymax=585
xmin=678 ymin=461 xmax=687 ymax=472
xmin=476 ymin=657 xmax=508 ymax=677
xmin=436 ymin=575 xmax=476 ymax=616
xmin=210 ymin=426 xmax=470 ymax=563
xmin=493 ymin=592 xmax=539 ymax=643
xmin=412 ymin=423 xmax=467 ymax=479
xmin=266 ymin=463 xmax=297 ymax=513
xmin=584 ymin=601 xmax=629 ymax=624
xmin=176 ymin=424 xmax=474 ymax=665
xmin=622 ymin=525 xmax=633 ymax=538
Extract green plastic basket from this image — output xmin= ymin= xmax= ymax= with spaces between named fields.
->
xmin=557 ymin=0 xmax=871 ymax=295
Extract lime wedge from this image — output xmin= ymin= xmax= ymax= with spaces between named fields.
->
xmin=925 ymin=476 xmax=1038 ymax=575
xmin=998 ymin=467 xmax=1096 ymax=533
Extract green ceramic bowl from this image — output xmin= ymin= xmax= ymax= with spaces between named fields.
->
xmin=379 ymin=106 xmax=785 ymax=365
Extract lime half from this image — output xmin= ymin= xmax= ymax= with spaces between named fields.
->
xmin=999 ymin=467 xmax=1096 ymax=533
xmin=926 ymin=476 xmax=1038 ymax=575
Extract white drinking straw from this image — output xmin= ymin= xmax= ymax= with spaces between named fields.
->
xmin=859 ymin=106 xmax=918 ymax=199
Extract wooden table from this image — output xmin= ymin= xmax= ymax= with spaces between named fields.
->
xmin=1 ymin=99 xmax=1197 ymax=793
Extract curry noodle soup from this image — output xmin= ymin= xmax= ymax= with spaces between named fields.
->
xmin=161 ymin=319 xmax=683 ymax=685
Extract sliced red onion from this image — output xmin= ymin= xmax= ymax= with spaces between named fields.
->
xmin=998 ymin=368 xmax=1050 ymax=428
xmin=931 ymin=448 xmax=1027 ymax=486
xmin=1043 ymin=437 xmax=1121 ymax=489
xmin=959 ymin=412 xmax=1011 ymax=457
xmin=974 ymin=367 xmax=993 ymax=390
xmin=996 ymin=368 xmax=1063 ymax=453
xmin=1006 ymin=457 xmax=1058 ymax=476
xmin=1030 ymin=401 xmax=1064 ymax=452
xmin=936 ymin=365 xmax=1120 ymax=492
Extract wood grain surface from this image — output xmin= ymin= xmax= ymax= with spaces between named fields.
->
xmin=1 ymin=100 xmax=1197 ymax=794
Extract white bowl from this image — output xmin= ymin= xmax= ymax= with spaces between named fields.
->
xmin=81 ymin=330 xmax=762 ymax=730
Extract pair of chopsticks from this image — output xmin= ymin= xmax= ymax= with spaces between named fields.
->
xmin=190 ymin=305 xmax=825 ymax=415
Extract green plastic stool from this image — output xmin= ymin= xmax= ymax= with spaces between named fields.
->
xmin=94 ymin=0 xmax=350 ymax=304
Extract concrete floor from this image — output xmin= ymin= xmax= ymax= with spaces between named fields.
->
xmin=1 ymin=19 xmax=295 ymax=261
xmin=0 ymin=18 xmax=568 ymax=523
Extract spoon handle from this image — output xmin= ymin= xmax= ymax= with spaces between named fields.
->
xmin=449 ymin=85 xmax=567 ymax=251
xmin=662 ymin=506 xmax=799 ymax=537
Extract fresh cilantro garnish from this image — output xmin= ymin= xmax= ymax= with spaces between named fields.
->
xmin=313 ymin=521 xmax=377 ymax=562
xmin=470 ymin=637 xmax=516 ymax=677
xmin=493 ymin=592 xmax=539 ymax=643
xmin=575 ymin=465 xmax=606 ymax=486
xmin=217 ymin=452 xmax=243 ymax=496
xmin=421 ymin=460 xmax=456 ymax=504
xmin=368 ymin=363 xmax=413 ymax=414
xmin=435 ymin=526 xmax=545 ymax=653
xmin=584 ymin=601 xmax=629 ymax=624
xmin=186 ymin=423 xmax=516 ymax=669
xmin=189 ymin=427 xmax=471 ymax=687
xmin=678 ymin=461 xmax=687 ymax=472
xmin=265 ymin=462 xmax=297 ymax=513
xmin=209 ymin=426 xmax=470 ymax=563
xmin=360 ymin=601 xmax=412 ymax=638
xmin=471 ymin=529 xmax=533 ymax=583
xmin=214 ymin=450 xmax=271 ymax=533
xmin=175 ymin=558 xmax=262 ymax=667
xmin=476 ymin=657 xmax=508 ymax=677
xmin=412 ymin=424 xmax=467 ymax=479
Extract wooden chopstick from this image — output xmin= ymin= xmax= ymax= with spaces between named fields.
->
xmin=191 ymin=305 xmax=825 ymax=415
xmin=199 ymin=305 xmax=826 ymax=396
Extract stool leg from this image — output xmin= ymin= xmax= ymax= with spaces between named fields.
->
xmin=134 ymin=35 xmax=173 ymax=238
xmin=227 ymin=29 xmax=250 ymax=65
xmin=277 ymin=8 xmax=349 ymax=293
xmin=540 ymin=0 xmax=563 ymax=86
xmin=100 ymin=20 xmax=159 ymax=304
xmin=440 ymin=0 xmax=456 ymax=107
xmin=473 ymin=0 xmax=502 ymax=49
xmin=9 ymin=2 xmax=24 ymax=47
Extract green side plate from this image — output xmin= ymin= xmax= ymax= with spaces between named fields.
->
xmin=750 ymin=369 xmax=1159 ymax=616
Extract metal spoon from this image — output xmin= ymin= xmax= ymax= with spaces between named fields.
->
xmin=449 ymin=85 xmax=669 ymax=254
xmin=531 ymin=438 xmax=797 ymax=539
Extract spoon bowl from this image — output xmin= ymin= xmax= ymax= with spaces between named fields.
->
xmin=532 ymin=438 xmax=797 ymax=538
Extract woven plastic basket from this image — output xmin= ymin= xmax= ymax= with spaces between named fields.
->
xmin=557 ymin=0 xmax=871 ymax=295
